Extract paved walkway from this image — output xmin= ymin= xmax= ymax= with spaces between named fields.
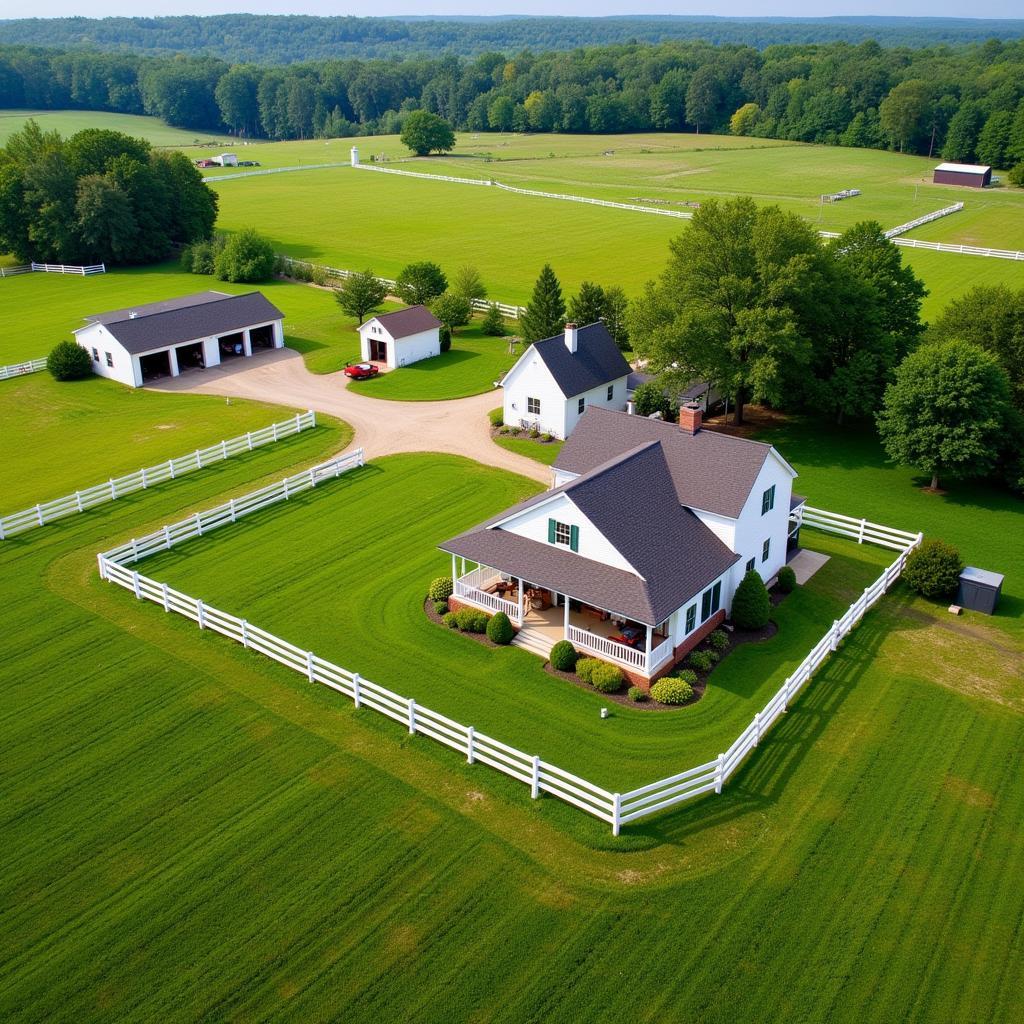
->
xmin=149 ymin=347 xmax=552 ymax=484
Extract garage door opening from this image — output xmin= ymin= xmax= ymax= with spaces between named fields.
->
xmin=218 ymin=331 xmax=245 ymax=360
xmin=176 ymin=341 xmax=205 ymax=372
xmin=139 ymin=350 xmax=172 ymax=383
xmin=369 ymin=338 xmax=388 ymax=363
xmin=249 ymin=324 xmax=276 ymax=350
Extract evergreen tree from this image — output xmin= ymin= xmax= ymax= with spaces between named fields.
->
xmin=566 ymin=281 xmax=606 ymax=326
xmin=602 ymin=285 xmax=630 ymax=351
xmin=480 ymin=303 xmax=506 ymax=336
xmin=519 ymin=264 xmax=566 ymax=342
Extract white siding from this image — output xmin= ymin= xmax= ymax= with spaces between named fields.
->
xmin=562 ymin=375 xmax=630 ymax=437
xmin=392 ymin=327 xmax=440 ymax=367
xmin=74 ymin=323 xmax=138 ymax=387
xmin=496 ymin=493 xmax=637 ymax=575
xmin=502 ymin=353 xmax=569 ymax=438
xmin=729 ymin=451 xmax=795 ymax=594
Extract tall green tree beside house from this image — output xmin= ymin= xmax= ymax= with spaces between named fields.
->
xmin=395 ymin=261 xmax=448 ymax=306
xmin=335 ymin=269 xmax=388 ymax=324
xmin=519 ymin=264 xmax=566 ymax=343
xmin=567 ymin=282 xmax=606 ymax=327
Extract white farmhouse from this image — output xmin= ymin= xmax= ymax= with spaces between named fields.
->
xmin=358 ymin=305 xmax=442 ymax=369
xmin=73 ymin=291 xmax=285 ymax=388
xmin=442 ymin=405 xmax=803 ymax=687
xmin=500 ymin=322 xmax=631 ymax=439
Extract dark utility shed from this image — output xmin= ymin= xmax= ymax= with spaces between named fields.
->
xmin=932 ymin=162 xmax=992 ymax=188
xmin=956 ymin=566 xmax=1004 ymax=615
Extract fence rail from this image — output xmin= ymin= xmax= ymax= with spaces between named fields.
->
xmin=891 ymin=236 xmax=1024 ymax=260
xmin=95 ymin=458 xmax=921 ymax=834
xmin=0 ymin=357 xmax=47 ymax=380
xmin=1 ymin=410 xmax=317 ymax=540
xmin=208 ymin=162 xmax=349 ymax=181
xmin=2 ymin=262 xmax=106 ymax=278
xmin=884 ymin=202 xmax=964 ymax=239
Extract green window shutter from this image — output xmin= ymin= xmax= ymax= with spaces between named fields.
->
xmin=569 ymin=525 xmax=580 ymax=552
xmin=548 ymin=518 xmax=557 ymax=543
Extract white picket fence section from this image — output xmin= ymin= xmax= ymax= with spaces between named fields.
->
xmin=891 ymin=236 xmax=1024 ymax=260
xmin=94 ymin=457 xmax=922 ymax=834
xmin=2 ymin=262 xmax=105 ymax=278
xmin=355 ymin=163 xmax=492 ymax=187
xmin=208 ymin=162 xmax=350 ymax=182
xmin=0 ymin=357 xmax=47 ymax=380
xmin=884 ymin=202 xmax=964 ymax=239
xmin=0 ymin=410 xmax=317 ymax=540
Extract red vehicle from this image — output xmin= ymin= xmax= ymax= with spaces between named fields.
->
xmin=344 ymin=362 xmax=380 ymax=380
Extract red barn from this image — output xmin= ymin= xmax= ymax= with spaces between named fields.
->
xmin=933 ymin=162 xmax=992 ymax=188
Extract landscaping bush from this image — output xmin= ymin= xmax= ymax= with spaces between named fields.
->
xmin=541 ymin=433 xmax=553 ymax=442
xmin=428 ymin=577 xmax=453 ymax=602
xmin=550 ymin=640 xmax=578 ymax=671
xmin=903 ymin=538 xmax=964 ymax=599
xmin=627 ymin=685 xmax=649 ymax=703
xmin=433 ymin=600 xmax=448 ymax=616
xmin=650 ymin=676 xmax=694 ymax=705
xmin=486 ymin=611 xmax=514 ymax=645
xmin=442 ymin=611 xmax=458 ymax=629
xmin=529 ymin=427 xmax=540 ymax=438
xmin=455 ymin=608 xmax=490 ymax=633
xmin=46 ymin=340 xmax=92 ymax=381
xmin=590 ymin=662 xmax=625 ymax=693
xmin=731 ymin=569 xmax=771 ymax=629
xmin=439 ymin=326 xmax=452 ymax=353
xmin=481 ymin=303 xmax=507 ymax=336
xmin=706 ymin=649 xmax=720 ymax=664
xmin=706 ymin=629 xmax=729 ymax=652
xmin=213 ymin=227 xmax=276 ymax=283
xmin=488 ymin=408 xmax=504 ymax=428
xmin=674 ymin=669 xmax=698 ymax=686
xmin=687 ymin=650 xmax=715 ymax=673
xmin=576 ymin=658 xmax=601 ymax=684
xmin=777 ymin=565 xmax=797 ymax=593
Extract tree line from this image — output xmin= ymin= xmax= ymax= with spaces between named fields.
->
xmin=2 ymin=37 xmax=1024 ymax=168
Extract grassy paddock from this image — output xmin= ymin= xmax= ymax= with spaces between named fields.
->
xmin=0 ymin=108 xmax=225 ymax=147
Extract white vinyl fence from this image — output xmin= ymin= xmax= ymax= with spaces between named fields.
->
xmin=1 ymin=410 xmax=317 ymax=539
xmin=208 ymin=162 xmax=350 ymax=181
xmin=884 ymin=202 xmax=964 ymax=239
xmin=1 ymin=262 xmax=105 ymax=278
xmin=890 ymin=236 xmax=1024 ymax=260
xmin=0 ymin=357 xmax=47 ymax=380
xmin=95 ymin=457 xmax=921 ymax=834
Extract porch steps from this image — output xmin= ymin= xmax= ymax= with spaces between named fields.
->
xmin=511 ymin=627 xmax=555 ymax=660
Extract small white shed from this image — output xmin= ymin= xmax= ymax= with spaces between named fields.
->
xmin=213 ymin=153 xmax=238 ymax=167
xmin=358 ymin=306 xmax=442 ymax=369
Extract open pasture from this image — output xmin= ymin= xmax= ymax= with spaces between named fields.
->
xmin=0 ymin=108 xmax=225 ymax=147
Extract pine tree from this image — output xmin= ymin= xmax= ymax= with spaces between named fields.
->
xmin=481 ymin=303 xmax=507 ymax=336
xmin=518 ymin=264 xmax=566 ymax=342
xmin=567 ymin=281 xmax=606 ymax=326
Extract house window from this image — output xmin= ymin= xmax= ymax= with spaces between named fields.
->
xmin=761 ymin=485 xmax=776 ymax=516
xmin=700 ymin=580 xmax=722 ymax=623
xmin=685 ymin=604 xmax=696 ymax=634
xmin=762 ymin=538 xmax=771 ymax=562
xmin=548 ymin=518 xmax=579 ymax=552
xmin=91 ymin=347 xmax=99 ymax=362
xmin=105 ymin=352 xmax=113 ymax=367
xmin=527 ymin=397 xmax=540 ymax=415
xmin=746 ymin=557 xmax=755 ymax=573
xmin=578 ymin=396 xmax=585 ymax=415
xmin=607 ymin=384 xmax=614 ymax=401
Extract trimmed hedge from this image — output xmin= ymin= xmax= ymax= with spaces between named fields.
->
xmin=776 ymin=565 xmax=797 ymax=593
xmin=590 ymin=662 xmax=624 ymax=693
xmin=627 ymin=686 xmax=649 ymax=703
xmin=488 ymin=407 xmax=504 ymax=427
xmin=687 ymin=650 xmax=715 ymax=673
xmin=433 ymin=600 xmax=449 ymax=616
xmin=706 ymin=629 xmax=729 ymax=652
xmin=428 ymin=576 xmax=454 ymax=601
xmin=731 ymin=569 xmax=771 ymax=629
xmin=576 ymin=658 xmax=601 ymax=684
xmin=486 ymin=611 xmax=514 ymax=644
xmin=651 ymin=677 xmax=694 ymax=705
xmin=442 ymin=611 xmax=458 ymax=629
xmin=454 ymin=607 xmax=490 ymax=633
xmin=47 ymin=340 xmax=92 ymax=381
xmin=550 ymin=640 xmax=578 ymax=671
xmin=903 ymin=539 xmax=963 ymax=599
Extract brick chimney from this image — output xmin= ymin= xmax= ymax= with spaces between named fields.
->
xmin=564 ymin=322 xmax=578 ymax=354
xmin=679 ymin=401 xmax=702 ymax=435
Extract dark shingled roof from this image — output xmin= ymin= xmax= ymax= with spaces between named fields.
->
xmin=627 ymin=371 xmax=710 ymax=403
xmin=556 ymin=407 xmax=778 ymax=519
xmin=441 ymin=441 xmax=739 ymax=625
xmin=531 ymin=322 xmax=631 ymax=398
xmin=368 ymin=305 xmax=441 ymax=339
xmin=80 ymin=291 xmax=284 ymax=355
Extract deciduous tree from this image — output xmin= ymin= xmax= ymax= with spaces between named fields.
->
xmin=335 ymin=269 xmax=387 ymax=324
xmin=396 ymin=261 xmax=447 ymax=305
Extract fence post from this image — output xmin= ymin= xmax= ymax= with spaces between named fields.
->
xmin=169 ymin=459 xmax=176 ymax=480
xmin=241 ymin=620 xmax=249 ymax=648
xmin=97 ymin=554 xmax=106 ymax=580
xmin=35 ymin=504 xmax=44 ymax=526
xmin=196 ymin=599 xmax=205 ymax=629
xmin=75 ymin=491 xmax=83 ymax=512
xmin=754 ymin=711 xmax=761 ymax=746
xmin=195 ymin=450 xmax=202 ymax=469
xmin=466 ymin=725 xmax=475 ymax=764
xmin=229 ymin=499 xmax=236 ymax=523
xmin=309 ymin=410 xmax=316 ymax=427
xmin=309 ymin=467 xmax=316 ymax=488
xmin=141 ymin=466 xmax=148 ymax=488
xmin=830 ymin=620 xmax=841 ymax=652
xmin=131 ymin=538 xmax=139 ymax=562
xmin=162 ymin=583 xmax=170 ymax=612
xmin=163 ymin=526 xmax=171 ymax=550
xmin=612 ymin=793 xmax=622 ymax=837
xmin=715 ymin=753 xmax=725 ymax=794
xmin=531 ymin=756 xmax=541 ymax=799
xmin=247 ymin=431 xmax=253 ymax=451
xmin=132 ymin=571 xmax=142 ymax=600
xmin=195 ymin=512 xmax=203 ymax=537
xmin=352 ymin=672 xmax=361 ymax=708
xmin=221 ymin=440 xmax=228 ymax=460
xmin=272 ymin=421 xmax=279 ymax=442
xmin=295 ymin=412 xmax=302 ymax=433
xmin=110 ymin=478 xmax=117 ymax=499
xmin=306 ymin=651 xmax=316 ymax=683
xmin=858 ymin=518 xmax=866 ymax=543
xmin=283 ymin=478 xmax=290 ymax=500
xmin=408 ymin=698 xmax=417 ymax=735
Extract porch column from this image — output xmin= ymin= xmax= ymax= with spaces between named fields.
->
xmin=563 ymin=595 xmax=570 ymax=636
xmin=167 ymin=346 xmax=180 ymax=378
xmin=645 ymin=625 xmax=653 ymax=670
xmin=451 ymin=553 xmax=457 ymax=586
xmin=517 ymin=579 xmax=524 ymax=624
xmin=242 ymin=329 xmax=253 ymax=357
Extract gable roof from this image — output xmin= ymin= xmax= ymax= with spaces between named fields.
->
xmin=555 ymin=407 xmax=789 ymax=520
xmin=441 ymin=441 xmax=739 ymax=625
xmin=934 ymin=162 xmax=991 ymax=174
xmin=78 ymin=291 xmax=284 ymax=355
xmin=528 ymin=322 xmax=631 ymax=398
xmin=366 ymin=305 xmax=441 ymax=339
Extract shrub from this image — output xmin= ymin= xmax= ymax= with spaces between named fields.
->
xmin=439 ymin=326 xmax=452 ymax=353
xmin=433 ymin=600 xmax=449 ymax=616
xmin=674 ymin=669 xmax=698 ymax=686
xmin=706 ymin=650 xmax=720 ymax=664
xmin=47 ymin=340 xmax=93 ymax=381
xmin=529 ymin=427 xmax=540 ymax=439
xmin=488 ymin=407 xmax=504 ymax=428
xmin=442 ymin=611 xmax=458 ymax=629
xmin=627 ymin=685 xmax=649 ymax=703
xmin=1009 ymin=162 xmax=1024 ymax=188
xmin=213 ymin=227 xmax=276 ymax=283
xmin=541 ymin=433 xmax=553 ymax=442
xmin=486 ymin=611 xmax=514 ymax=645
xmin=590 ymin=662 xmax=625 ymax=693
xmin=731 ymin=570 xmax=771 ymax=629
xmin=777 ymin=565 xmax=797 ymax=594
xmin=455 ymin=608 xmax=490 ymax=633
xmin=481 ymin=303 xmax=507 ymax=336
xmin=687 ymin=650 xmax=715 ymax=673
xmin=576 ymin=658 xmax=601 ymax=684
xmin=428 ymin=577 xmax=453 ymax=601
xmin=903 ymin=539 xmax=964 ymax=599
xmin=550 ymin=640 xmax=578 ymax=671
xmin=706 ymin=629 xmax=729 ymax=652
xmin=651 ymin=677 xmax=694 ymax=705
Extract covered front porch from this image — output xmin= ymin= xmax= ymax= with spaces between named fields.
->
xmin=451 ymin=559 xmax=674 ymax=678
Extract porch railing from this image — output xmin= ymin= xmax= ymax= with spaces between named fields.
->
xmin=454 ymin=567 xmax=520 ymax=621
xmin=568 ymin=625 xmax=647 ymax=670
xmin=649 ymin=635 xmax=675 ymax=672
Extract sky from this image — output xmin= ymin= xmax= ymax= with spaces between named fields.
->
xmin=10 ymin=3 xmax=1024 ymax=19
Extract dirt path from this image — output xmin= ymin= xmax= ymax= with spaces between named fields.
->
xmin=149 ymin=347 xmax=551 ymax=484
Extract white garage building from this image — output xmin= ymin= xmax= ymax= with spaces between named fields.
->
xmin=358 ymin=305 xmax=442 ymax=369
xmin=73 ymin=291 xmax=285 ymax=388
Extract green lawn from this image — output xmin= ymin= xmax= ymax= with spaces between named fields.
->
xmin=2 ymin=412 xmax=1023 ymax=1019
xmin=0 ymin=108 xmax=225 ymax=147
xmin=0 ymin=372 xmax=352 ymax=510
xmin=347 ymin=324 xmax=521 ymax=400
xmin=493 ymin=432 xmax=565 ymax=465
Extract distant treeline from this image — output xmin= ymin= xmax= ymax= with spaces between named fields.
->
xmin=2 ymin=38 xmax=1024 ymax=167
xmin=1 ymin=15 xmax=1024 ymax=62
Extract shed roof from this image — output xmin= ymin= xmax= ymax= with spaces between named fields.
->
xmin=366 ymin=305 xmax=441 ymax=339
xmin=78 ymin=291 xmax=284 ymax=355
xmin=530 ymin=322 xmax=631 ymax=398
xmin=934 ymin=162 xmax=991 ymax=174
